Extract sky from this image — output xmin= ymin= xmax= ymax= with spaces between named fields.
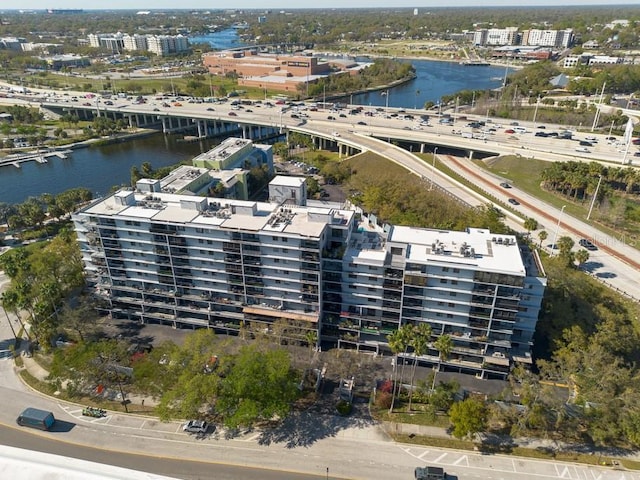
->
xmin=6 ymin=1 xmax=640 ymax=10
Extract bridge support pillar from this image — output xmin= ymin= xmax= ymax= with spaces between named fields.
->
xmin=468 ymin=150 xmax=474 ymax=160
xmin=128 ymin=115 xmax=134 ymax=129
xmin=420 ymin=143 xmax=425 ymax=153
xmin=162 ymin=117 xmax=168 ymax=134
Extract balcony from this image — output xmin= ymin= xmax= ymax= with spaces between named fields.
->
xmin=301 ymin=262 xmax=319 ymax=272
xmin=168 ymin=237 xmax=187 ymax=247
xmin=223 ymin=242 xmax=241 ymax=253
xmin=302 ymin=252 xmax=320 ymax=262
xmin=242 ymin=234 xmax=260 ymax=244
xmin=150 ymin=224 xmax=177 ymax=234
xmin=383 ymin=280 xmax=403 ymax=290
xmin=300 ymin=240 xmax=319 ymax=250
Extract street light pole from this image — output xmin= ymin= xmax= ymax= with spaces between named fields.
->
xmin=533 ymin=95 xmax=541 ymax=125
xmin=587 ymin=175 xmax=602 ymax=220
xmin=551 ymin=205 xmax=567 ymax=254
xmin=430 ymin=147 xmax=438 ymax=191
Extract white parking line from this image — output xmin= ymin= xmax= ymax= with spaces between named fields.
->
xmin=453 ymin=455 xmax=468 ymax=466
xmin=417 ymin=450 xmax=430 ymax=460
xmin=433 ymin=452 xmax=448 ymax=463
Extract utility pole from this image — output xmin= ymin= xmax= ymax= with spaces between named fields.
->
xmin=430 ymin=147 xmax=438 ymax=191
xmin=551 ymin=205 xmax=567 ymax=254
xmin=587 ymin=175 xmax=602 ymax=220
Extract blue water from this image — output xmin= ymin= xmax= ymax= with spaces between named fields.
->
xmin=350 ymin=58 xmax=508 ymax=108
xmin=189 ymin=27 xmax=245 ymax=50
xmin=0 ymin=136 xmax=218 ymax=205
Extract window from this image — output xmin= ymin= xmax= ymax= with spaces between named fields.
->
xmin=451 ymin=280 xmax=458 ymax=285
xmin=448 ymin=303 xmax=454 ymax=307
xmin=198 ymin=239 xmax=204 ymax=244
xmin=206 ymin=240 xmax=213 ymax=245
xmin=391 ymin=247 xmax=403 ymax=256
xmin=274 ymin=258 xmax=280 ymax=263
xmin=438 ymin=301 xmax=444 ymax=306
xmin=449 ymin=291 xmax=457 ymax=296
xmin=368 ymin=298 xmax=376 ymax=303
xmin=440 ymin=279 xmax=447 ymax=284
xmin=453 ymin=268 xmax=460 ymax=273
xmin=442 ymin=267 xmax=449 ymax=272
xmin=368 ymin=287 xmax=376 ymax=292
xmin=348 ymin=273 xmax=357 ymax=279
xmin=447 ymin=314 xmax=453 ymax=318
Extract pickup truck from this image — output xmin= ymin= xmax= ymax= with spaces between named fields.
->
xmin=415 ymin=466 xmax=446 ymax=480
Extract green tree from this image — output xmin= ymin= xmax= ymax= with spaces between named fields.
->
xmin=386 ymin=324 xmax=412 ymax=413
xmin=523 ymin=217 xmax=538 ymax=235
xmin=537 ymin=230 xmax=548 ymax=248
xmin=449 ymin=397 xmax=488 ymax=440
xmin=217 ymin=345 xmax=299 ymax=429
xmin=431 ymin=334 xmax=453 ymax=391
xmin=408 ymin=323 xmax=431 ymax=411
xmin=574 ymin=249 xmax=590 ymax=268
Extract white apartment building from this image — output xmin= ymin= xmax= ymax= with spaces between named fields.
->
xmin=73 ymin=177 xmax=546 ymax=380
xmin=588 ymin=55 xmax=624 ymax=66
xmin=523 ymin=28 xmax=574 ymax=48
xmin=88 ymin=33 xmax=189 ymax=56
xmin=476 ymin=27 xmax=519 ymax=46
xmin=123 ymin=34 xmax=149 ymax=52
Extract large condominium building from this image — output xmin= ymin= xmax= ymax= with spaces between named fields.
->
xmin=473 ymin=27 xmax=573 ymax=48
xmin=73 ymin=177 xmax=546 ymax=380
xmin=522 ymin=29 xmax=574 ymax=48
xmin=87 ymin=33 xmax=189 ymax=56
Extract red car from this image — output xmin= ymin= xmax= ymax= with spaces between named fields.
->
xmin=504 ymin=129 xmax=515 ymax=134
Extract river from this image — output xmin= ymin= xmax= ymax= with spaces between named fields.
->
xmin=0 ymin=30 xmax=510 ymax=205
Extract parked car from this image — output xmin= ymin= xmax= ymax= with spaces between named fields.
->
xmin=183 ymin=420 xmax=210 ymax=434
xmin=579 ymin=238 xmax=598 ymax=251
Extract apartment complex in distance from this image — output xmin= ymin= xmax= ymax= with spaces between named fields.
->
xmin=87 ymin=33 xmax=189 ymax=56
xmin=73 ymin=176 xmax=546 ymax=380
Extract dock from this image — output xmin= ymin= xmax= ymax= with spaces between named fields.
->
xmin=0 ymin=149 xmax=72 ymax=169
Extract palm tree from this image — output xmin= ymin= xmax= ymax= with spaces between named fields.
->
xmin=537 ymin=230 xmax=548 ymax=248
xmin=431 ymin=334 xmax=454 ymax=392
xmin=523 ymin=217 xmax=538 ymax=236
xmin=575 ymin=249 xmax=590 ymax=269
xmin=1 ymin=290 xmax=29 ymax=340
xmin=407 ymin=323 xmax=431 ymax=411
xmin=386 ymin=324 xmax=412 ymax=413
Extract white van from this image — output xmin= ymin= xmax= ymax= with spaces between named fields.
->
xmin=513 ymin=126 xmax=527 ymax=134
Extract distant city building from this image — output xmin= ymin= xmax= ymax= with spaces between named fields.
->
xmin=47 ymin=9 xmax=83 ymax=14
xmin=40 ymin=54 xmax=90 ymax=70
xmin=0 ymin=37 xmax=26 ymax=50
xmin=88 ymin=33 xmax=189 ymax=56
xmin=522 ymin=28 xmax=573 ymax=48
xmin=201 ymin=50 xmax=364 ymax=93
xmin=257 ymin=15 xmax=267 ymax=23
xmin=73 ymin=174 xmax=546 ymax=381
xmin=473 ymin=27 xmax=573 ymax=48
xmin=588 ymin=55 xmax=624 ymax=66
xmin=581 ymin=40 xmax=599 ymax=50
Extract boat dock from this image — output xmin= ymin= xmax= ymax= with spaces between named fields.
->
xmin=0 ymin=149 xmax=72 ymax=169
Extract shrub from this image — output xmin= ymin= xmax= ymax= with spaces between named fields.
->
xmin=336 ymin=400 xmax=353 ymax=416
xmin=375 ymin=391 xmax=393 ymax=409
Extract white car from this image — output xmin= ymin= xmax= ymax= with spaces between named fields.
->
xmin=575 ymin=146 xmax=590 ymax=153
xmin=183 ymin=420 xmax=209 ymax=434
xmin=332 ymin=131 xmax=340 ymax=137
